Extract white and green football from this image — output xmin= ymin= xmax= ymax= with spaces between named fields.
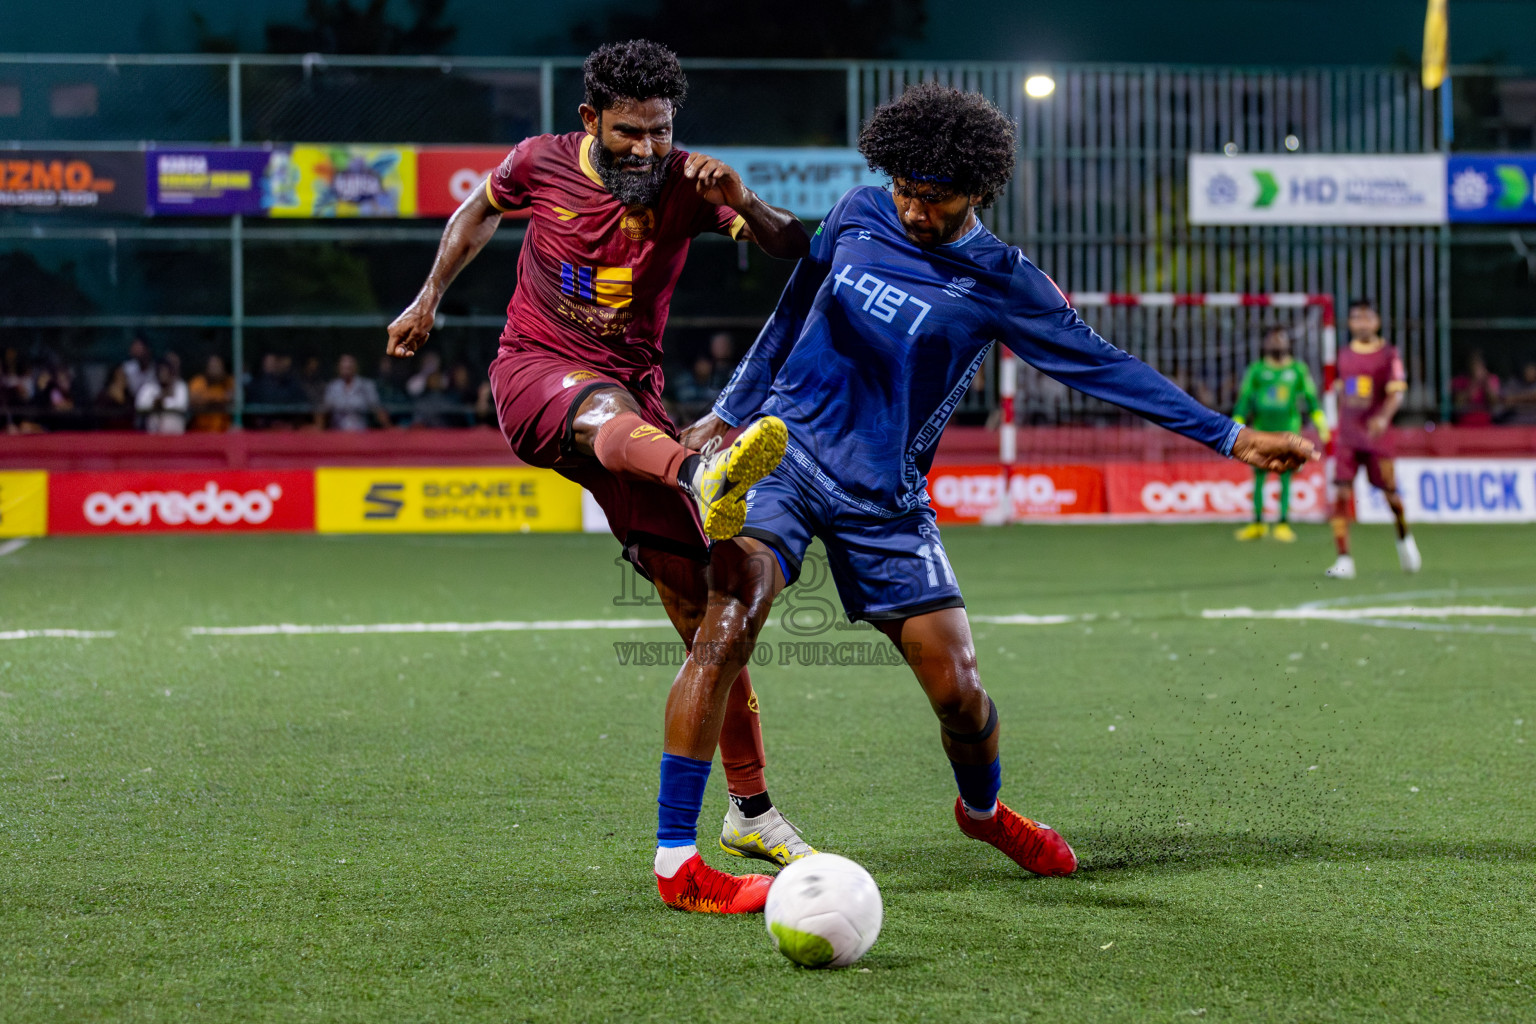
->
xmin=764 ymin=853 xmax=883 ymax=969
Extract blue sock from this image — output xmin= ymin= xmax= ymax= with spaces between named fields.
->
xmin=657 ymin=752 xmax=712 ymax=847
xmin=951 ymin=756 xmax=1002 ymax=814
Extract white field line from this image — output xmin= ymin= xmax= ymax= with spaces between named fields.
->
xmin=0 ymin=538 xmax=31 ymax=557
xmin=971 ymin=613 xmax=1092 ymax=625
xmin=186 ymin=618 xmax=675 ymax=636
xmin=1203 ymin=605 xmax=1536 ymax=621
xmin=0 ymin=629 xmax=116 ymax=641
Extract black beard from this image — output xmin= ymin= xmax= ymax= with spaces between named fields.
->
xmin=594 ymin=142 xmax=667 ymax=207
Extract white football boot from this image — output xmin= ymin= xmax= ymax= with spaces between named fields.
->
xmin=719 ymin=804 xmax=816 ymax=867
xmin=1324 ymin=554 xmax=1357 ymax=580
xmin=1397 ymin=534 xmax=1422 ymax=573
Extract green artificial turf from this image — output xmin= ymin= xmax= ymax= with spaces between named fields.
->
xmin=2 ymin=525 xmax=1533 ymax=1022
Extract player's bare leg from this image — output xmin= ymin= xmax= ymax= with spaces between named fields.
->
xmin=573 ymin=387 xmax=785 ymax=541
xmin=649 ymin=539 xmax=802 ymax=911
xmin=1371 ymin=459 xmax=1421 ymax=572
xmin=1327 ymin=482 xmax=1357 ymax=579
xmin=870 ymin=609 xmax=1076 ymax=877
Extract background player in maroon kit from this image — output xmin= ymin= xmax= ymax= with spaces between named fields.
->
xmin=385 ymin=40 xmax=815 ymax=911
xmin=1326 ymin=298 xmax=1422 ymax=579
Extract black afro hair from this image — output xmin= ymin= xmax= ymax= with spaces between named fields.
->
xmin=858 ymin=82 xmax=1017 ymax=208
xmin=583 ymin=39 xmax=688 ymax=113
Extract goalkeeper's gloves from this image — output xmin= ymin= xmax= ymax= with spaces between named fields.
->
xmin=1310 ymin=409 xmax=1331 ymax=444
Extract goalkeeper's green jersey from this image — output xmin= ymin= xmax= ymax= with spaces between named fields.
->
xmin=1233 ymin=358 xmax=1322 ymax=432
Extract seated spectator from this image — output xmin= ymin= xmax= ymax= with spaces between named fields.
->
xmin=673 ymin=355 xmax=720 ymax=423
xmin=1451 ymin=351 xmax=1501 ymax=426
xmin=410 ymin=370 xmax=460 ymax=428
xmin=94 ymin=364 xmax=137 ymax=430
xmin=32 ymin=361 xmax=76 ymax=429
xmin=406 ymin=352 xmax=442 ymax=398
xmin=706 ymin=331 xmax=737 ymax=390
xmin=188 ymin=354 xmax=233 ymax=432
xmin=298 ymin=355 xmax=327 ymax=407
xmin=136 ymin=357 xmax=189 ymax=435
xmin=319 ymin=354 xmax=390 ymax=431
xmin=374 ymin=355 xmax=408 ymax=417
xmin=245 ymin=353 xmax=310 ymax=429
xmin=1505 ymin=361 xmax=1536 ymax=425
xmin=121 ymin=336 xmax=155 ymax=401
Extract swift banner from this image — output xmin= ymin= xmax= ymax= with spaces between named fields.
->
xmin=1357 ymin=458 xmax=1536 ymax=523
xmin=0 ymin=151 xmax=146 ymax=213
xmin=927 ymin=465 xmax=1106 ymax=522
xmin=267 ymin=145 xmax=417 ymax=218
xmin=147 ymin=148 xmax=272 ymax=216
xmin=686 ymin=147 xmax=887 ymax=217
xmin=1106 ymin=461 xmax=1329 ymax=520
xmin=1189 ymin=154 xmax=1446 ymax=225
xmin=0 ymin=471 xmax=48 ymax=537
xmin=1447 ymin=156 xmax=1536 ymax=223
xmin=315 ymin=468 xmax=582 ymax=533
xmin=48 ymin=472 xmax=315 ymax=534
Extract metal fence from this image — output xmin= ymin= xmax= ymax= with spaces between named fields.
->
xmin=0 ymin=53 xmax=1512 ymax=425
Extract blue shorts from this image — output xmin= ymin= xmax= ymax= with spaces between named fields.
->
xmin=740 ymin=451 xmax=965 ymax=623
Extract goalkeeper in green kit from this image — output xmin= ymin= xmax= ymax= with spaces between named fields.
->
xmin=1232 ymin=327 xmax=1330 ymax=542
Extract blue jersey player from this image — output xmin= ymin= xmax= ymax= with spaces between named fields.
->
xmin=649 ymin=83 xmax=1317 ymax=904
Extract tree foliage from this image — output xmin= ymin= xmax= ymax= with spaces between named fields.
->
xmin=570 ymin=0 xmax=925 ymax=59
xmin=265 ymin=0 xmax=456 ymax=55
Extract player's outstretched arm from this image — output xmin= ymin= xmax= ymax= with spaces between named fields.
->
xmin=1230 ymin=428 xmax=1318 ymax=472
xmin=683 ymin=152 xmax=809 ymax=260
xmin=386 ymin=185 xmax=504 ymax=358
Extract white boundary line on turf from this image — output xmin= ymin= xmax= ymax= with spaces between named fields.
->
xmin=1203 ymin=605 xmax=1536 ymax=621
xmin=0 ymin=629 xmax=116 ymax=641
xmin=0 ymin=538 xmax=30 ymax=557
xmin=185 ymin=618 xmax=676 ymax=636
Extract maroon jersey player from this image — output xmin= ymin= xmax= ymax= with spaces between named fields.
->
xmin=1326 ymin=299 xmax=1421 ymax=579
xmin=386 ymin=41 xmax=814 ymax=911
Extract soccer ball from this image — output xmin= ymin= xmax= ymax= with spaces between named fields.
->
xmin=764 ymin=853 xmax=883 ymax=968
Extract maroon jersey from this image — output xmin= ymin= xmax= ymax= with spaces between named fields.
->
xmin=1335 ymin=339 xmax=1406 ymax=443
xmin=485 ymin=132 xmax=744 ymax=394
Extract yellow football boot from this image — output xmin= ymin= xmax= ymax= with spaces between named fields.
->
xmin=1234 ymin=522 xmax=1269 ymax=541
xmin=1272 ymin=522 xmax=1297 ymax=543
xmin=719 ymin=804 xmax=816 ymax=867
xmin=689 ymin=416 xmax=787 ymax=541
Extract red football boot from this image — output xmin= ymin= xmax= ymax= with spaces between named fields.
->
xmin=954 ymin=797 xmax=1078 ymax=877
xmin=656 ymin=853 xmax=773 ymax=913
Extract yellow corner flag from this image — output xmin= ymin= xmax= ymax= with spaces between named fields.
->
xmin=1423 ymin=0 xmax=1448 ymax=90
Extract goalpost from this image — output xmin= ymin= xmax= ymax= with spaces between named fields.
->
xmin=983 ymin=293 xmax=1337 ymax=524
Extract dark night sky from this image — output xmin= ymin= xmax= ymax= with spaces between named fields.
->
xmin=4 ymin=0 xmax=1536 ymax=66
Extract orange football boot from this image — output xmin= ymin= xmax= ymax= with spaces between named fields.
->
xmin=954 ymin=797 xmax=1078 ymax=877
xmin=656 ymin=853 xmax=773 ymax=913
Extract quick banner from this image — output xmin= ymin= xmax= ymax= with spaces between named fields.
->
xmin=0 ymin=150 xmax=146 ymax=214
xmin=1189 ymin=154 xmax=1446 ymax=225
xmin=1447 ymin=156 xmax=1536 ymax=224
xmin=1356 ymin=458 xmax=1536 ymax=524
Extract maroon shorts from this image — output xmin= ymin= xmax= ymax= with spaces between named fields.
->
xmin=1335 ymin=436 xmax=1396 ymax=491
xmin=488 ymin=347 xmax=708 ymax=564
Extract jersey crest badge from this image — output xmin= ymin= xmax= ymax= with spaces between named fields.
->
xmin=620 ymin=205 xmax=656 ymax=241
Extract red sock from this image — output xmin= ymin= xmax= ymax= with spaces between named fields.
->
xmin=592 ymin=412 xmax=691 ymax=490
xmin=719 ymin=669 xmax=767 ymax=798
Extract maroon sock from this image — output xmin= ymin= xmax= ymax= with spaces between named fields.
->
xmin=592 ymin=412 xmax=691 ymax=490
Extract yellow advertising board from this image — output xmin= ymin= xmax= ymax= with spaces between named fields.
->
xmin=0 ymin=471 xmax=47 ymax=537
xmin=267 ymin=145 xmax=418 ymax=218
xmin=316 ymin=467 xmax=581 ymax=534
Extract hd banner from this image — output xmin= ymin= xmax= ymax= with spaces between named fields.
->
xmin=315 ymin=468 xmax=582 ymax=533
xmin=687 ymin=147 xmax=887 ymax=217
xmin=1447 ymin=156 xmax=1536 ymax=224
xmin=1189 ymin=154 xmax=1446 ymax=225
xmin=0 ymin=151 xmax=146 ymax=213
xmin=1357 ymin=458 xmax=1536 ymax=524
xmin=267 ymin=145 xmax=417 ymax=218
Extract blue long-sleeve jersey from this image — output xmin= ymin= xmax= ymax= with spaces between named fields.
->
xmin=714 ymin=186 xmax=1241 ymax=517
